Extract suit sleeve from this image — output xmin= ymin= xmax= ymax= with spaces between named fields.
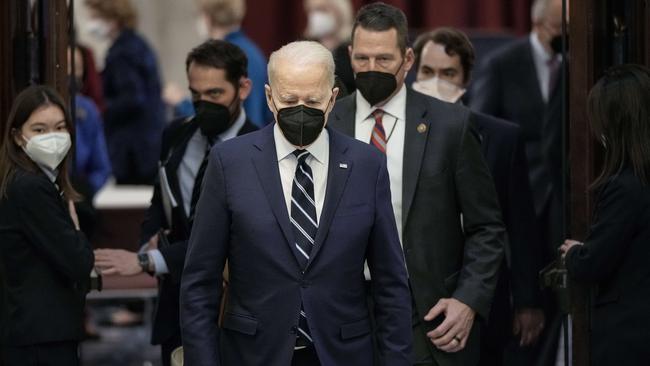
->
xmin=14 ymin=176 xmax=94 ymax=283
xmin=367 ymin=158 xmax=412 ymax=366
xmin=506 ymin=129 xmax=544 ymax=309
xmin=469 ymin=58 xmax=502 ymax=117
xmin=452 ymin=115 xmax=506 ymax=319
xmin=565 ymin=178 xmax=638 ymax=283
xmin=180 ymin=148 xmax=230 ymax=366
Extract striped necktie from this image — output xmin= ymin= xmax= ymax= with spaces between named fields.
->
xmin=290 ymin=149 xmax=317 ymax=347
xmin=370 ymin=109 xmax=387 ymax=153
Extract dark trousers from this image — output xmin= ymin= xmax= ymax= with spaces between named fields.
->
xmin=291 ymin=346 xmax=321 ymax=366
xmin=160 ymin=332 xmax=182 ymax=366
xmin=1 ymin=341 xmax=79 ymax=366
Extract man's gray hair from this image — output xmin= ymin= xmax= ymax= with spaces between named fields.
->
xmin=531 ymin=0 xmax=552 ymax=23
xmin=267 ymin=41 xmax=336 ymax=88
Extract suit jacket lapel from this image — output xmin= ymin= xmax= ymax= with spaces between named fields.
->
xmin=329 ymin=94 xmax=356 ymax=137
xmin=521 ymin=42 xmax=546 ymax=106
xmin=165 ymin=122 xmax=200 ymax=225
xmin=306 ymin=129 xmax=350 ymax=269
xmin=251 ymin=125 xmax=301 ymax=266
xmin=402 ymin=89 xmax=429 ymax=227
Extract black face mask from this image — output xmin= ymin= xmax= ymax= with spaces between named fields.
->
xmin=273 ymin=98 xmax=331 ymax=148
xmin=193 ymin=98 xmax=238 ymax=140
xmin=354 ymin=58 xmax=404 ymax=106
xmin=550 ymin=34 xmax=568 ymax=55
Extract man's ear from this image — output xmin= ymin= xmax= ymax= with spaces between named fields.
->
xmin=403 ymin=47 xmax=415 ymax=74
xmin=265 ymin=84 xmax=275 ymax=114
xmin=238 ymin=77 xmax=252 ymax=101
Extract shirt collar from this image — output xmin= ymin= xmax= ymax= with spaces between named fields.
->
xmin=355 ymin=83 xmax=407 ymax=122
xmin=38 ymin=164 xmax=58 ymax=183
xmin=530 ymin=32 xmax=555 ymax=63
xmin=273 ymin=122 xmax=329 ymax=165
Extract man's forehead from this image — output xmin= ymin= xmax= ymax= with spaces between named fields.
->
xmin=352 ymin=27 xmax=400 ymax=51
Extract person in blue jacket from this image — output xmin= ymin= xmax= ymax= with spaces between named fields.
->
xmin=85 ymin=0 xmax=165 ymax=185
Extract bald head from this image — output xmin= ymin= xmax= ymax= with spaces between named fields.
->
xmin=265 ymin=41 xmax=339 ymax=125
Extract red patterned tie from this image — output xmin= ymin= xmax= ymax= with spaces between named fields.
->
xmin=370 ymin=109 xmax=386 ymax=154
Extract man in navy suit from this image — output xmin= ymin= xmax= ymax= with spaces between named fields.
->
xmin=180 ymin=40 xmax=412 ymax=366
xmin=412 ymin=27 xmax=545 ymax=366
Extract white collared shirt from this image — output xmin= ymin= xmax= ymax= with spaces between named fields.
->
xmin=179 ymin=109 xmax=248 ymax=217
xmin=274 ymin=122 xmax=329 ymax=222
xmin=354 ymin=85 xmax=406 ymax=243
xmin=529 ymin=32 xmax=561 ymax=103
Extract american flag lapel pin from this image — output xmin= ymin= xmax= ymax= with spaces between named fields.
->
xmin=339 ymin=162 xmax=348 ymax=169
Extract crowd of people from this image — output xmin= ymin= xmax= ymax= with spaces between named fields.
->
xmin=1 ymin=0 xmax=649 ymax=365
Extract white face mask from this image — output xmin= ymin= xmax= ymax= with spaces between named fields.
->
xmin=412 ymin=76 xmax=466 ymax=104
xmin=195 ymin=16 xmax=210 ymax=39
xmin=22 ymin=132 xmax=72 ymax=170
xmin=306 ymin=11 xmax=337 ymax=39
xmin=86 ymin=19 xmax=111 ymax=40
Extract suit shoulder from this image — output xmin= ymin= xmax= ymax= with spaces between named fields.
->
xmin=486 ymin=37 xmax=530 ymax=62
xmin=237 ymin=120 xmax=259 ymax=135
xmin=410 ymin=90 xmax=471 ymax=130
xmin=6 ymin=169 xmax=55 ymax=199
xmin=473 ymin=112 xmax=520 ymax=138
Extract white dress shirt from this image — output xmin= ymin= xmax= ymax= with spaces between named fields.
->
xmin=274 ymin=122 xmax=329 ymax=222
xmin=355 ymin=85 xmax=406 ymax=243
xmin=148 ymin=109 xmax=247 ymax=275
xmin=529 ymin=32 xmax=561 ymax=103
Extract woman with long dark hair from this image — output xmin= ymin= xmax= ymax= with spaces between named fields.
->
xmin=560 ymin=64 xmax=650 ymax=365
xmin=0 ymin=85 xmax=94 ymax=365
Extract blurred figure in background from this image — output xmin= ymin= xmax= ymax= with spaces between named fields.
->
xmin=69 ymin=47 xmax=111 ymax=198
xmin=560 ymin=64 xmax=650 ymax=366
xmin=0 ymin=85 xmax=94 ymax=366
xmin=76 ymin=45 xmax=106 ymax=113
xmin=194 ymin=0 xmax=271 ymax=127
xmin=303 ymin=0 xmax=356 ymax=97
xmin=85 ymin=0 xmax=165 ymax=185
xmin=413 ymin=27 xmax=545 ymax=366
xmin=469 ymin=1 xmax=567 ymax=363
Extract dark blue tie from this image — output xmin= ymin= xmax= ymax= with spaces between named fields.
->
xmin=290 ymin=149 xmax=317 ymax=346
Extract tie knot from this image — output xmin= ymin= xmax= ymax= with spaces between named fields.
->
xmin=371 ymin=109 xmax=384 ymax=122
xmin=293 ymin=149 xmax=310 ymax=163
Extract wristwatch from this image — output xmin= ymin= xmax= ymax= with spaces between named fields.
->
xmin=137 ymin=252 xmax=152 ymax=274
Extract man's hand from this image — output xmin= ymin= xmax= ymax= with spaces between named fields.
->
xmin=513 ymin=308 xmax=545 ymax=346
xmin=424 ymin=298 xmax=475 ymax=353
xmin=559 ymin=239 xmax=583 ymax=259
xmin=94 ymin=249 xmax=142 ymax=276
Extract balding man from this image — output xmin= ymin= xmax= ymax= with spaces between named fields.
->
xmin=180 ymin=41 xmax=411 ymax=366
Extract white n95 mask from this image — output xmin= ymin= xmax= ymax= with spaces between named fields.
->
xmin=306 ymin=11 xmax=337 ymax=39
xmin=22 ymin=132 xmax=72 ymax=170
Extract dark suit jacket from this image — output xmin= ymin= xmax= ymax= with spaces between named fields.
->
xmin=140 ymin=117 xmax=257 ymax=345
xmin=180 ymin=125 xmax=412 ymax=366
xmin=0 ymin=169 xmax=94 ymax=346
xmin=473 ymin=112 xmax=543 ymax=349
xmin=470 ymin=37 xmax=564 ymax=259
xmin=565 ymin=168 xmax=650 ymax=365
xmin=329 ymin=89 xmax=506 ymax=366
xmin=102 ymin=29 xmax=165 ymax=184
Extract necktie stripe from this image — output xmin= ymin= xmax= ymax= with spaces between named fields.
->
xmin=293 ymin=179 xmax=316 ymax=207
xmin=295 ymin=244 xmax=310 ymax=259
xmin=291 ymin=198 xmax=318 ymax=227
xmin=299 ymin=164 xmax=314 ymax=183
xmin=290 ymin=217 xmax=315 ymax=244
